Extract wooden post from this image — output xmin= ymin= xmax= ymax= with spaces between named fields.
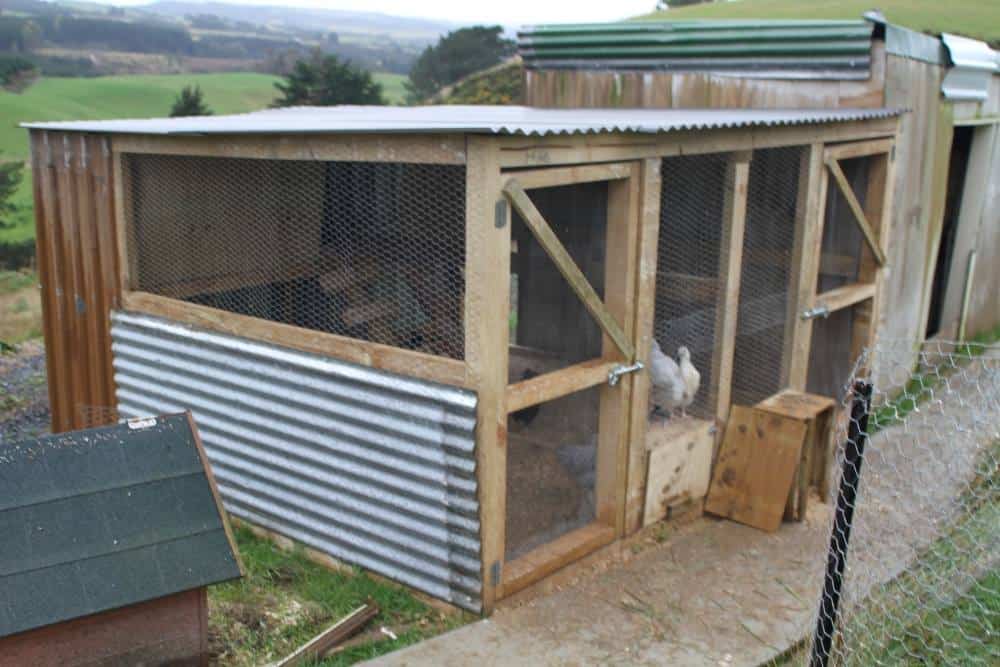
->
xmin=624 ymin=157 xmax=662 ymax=535
xmin=599 ymin=162 xmax=641 ymax=535
xmin=464 ymin=136 xmax=509 ymax=613
xmin=711 ymin=151 xmax=751 ymax=431
xmin=786 ymin=143 xmax=827 ymax=392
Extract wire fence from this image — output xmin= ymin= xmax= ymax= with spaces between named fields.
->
xmin=807 ymin=338 xmax=999 ymax=666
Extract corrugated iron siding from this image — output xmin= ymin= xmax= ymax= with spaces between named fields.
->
xmin=29 ymin=130 xmax=120 ymax=433
xmin=109 ymin=311 xmax=482 ymax=611
xmin=518 ymin=20 xmax=874 ymax=78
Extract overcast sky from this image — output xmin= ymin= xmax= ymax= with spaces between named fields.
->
xmin=106 ymin=0 xmax=659 ymax=27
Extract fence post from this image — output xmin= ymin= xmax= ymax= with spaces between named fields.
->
xmin=810 ymin=380 xmax=873 ymax=667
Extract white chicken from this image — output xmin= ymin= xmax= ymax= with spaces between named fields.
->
xmin=677 ymin=346 xmax=701 ymax=417
xmin=648 ymin=338 xmax=685 ymax=422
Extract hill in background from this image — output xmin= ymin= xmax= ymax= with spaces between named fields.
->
xmin=641 ymin=0 xmax=999 ymax=47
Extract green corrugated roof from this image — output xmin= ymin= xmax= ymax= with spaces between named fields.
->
xmin=518 ymin=19 xmax=875 ymax=79
xmin=0 ymin=414 xmax=241 ymax=638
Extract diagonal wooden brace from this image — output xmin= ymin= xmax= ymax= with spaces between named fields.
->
xmin=503 ymin=178 xmax=635 ymax=361
xmin=824 ymin=158 xmax=888 ymax=267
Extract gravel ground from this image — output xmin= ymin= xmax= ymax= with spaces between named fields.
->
xmin=0 ymin=340 xmax=50 ymax=444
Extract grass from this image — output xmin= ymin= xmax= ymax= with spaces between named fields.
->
xmin=210 ymin=525 xmax=470 ymax=665
xmin=639 ymin=0 xmax=1000 ymax=46
xmin=0 ymin=70 xmax=408 ymax=250
xmin=0 ymin=270 xmax=41 ymax=344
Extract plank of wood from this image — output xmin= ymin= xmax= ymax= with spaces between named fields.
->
xmin=823 ymin=138 xmax=893 ymax=161
xmin=643 ymin=418 xmax=714 ymax=527
xmin=624 ymin=158 xmax=662 ymax=535
xmin=816 ymin=282 xmax=876 ymax=313
xmin=756 ymin=389 xmax=835 ymax=422
xmin=783 ymin=144 xmax=824 ymax=390
xmin=505 ymin=359 xmax=617 ymax=413
xmin=824 ymin=157 xmax=887 ymax=266
xmin=704 ymin=406 xmax=808 ymax=532
xmin=120 ymin=291 xmax=469 ymax=389
xmin=272 ymin=602 xmax=379 ymax=667
xmin=503 ymin=178 xmax=634 ymax=360
xmin=508 ymin=162 xmax=632 ymax=190
xmin=464 ymin=136 xmax=509 ymax=611
xmin=710 ymin=153 xmax=750 ymax=428
xmin=501 ymin=523 xmax=615 ymax=598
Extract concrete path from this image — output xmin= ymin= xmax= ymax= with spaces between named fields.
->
xmin=369 ymin=509 xmax=833 ymax=667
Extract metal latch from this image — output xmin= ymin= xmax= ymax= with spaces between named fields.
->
xmin=801 ymin=304 xmax=830 ymax=320
xmin=608 ymin=361 xmax=644 ymax=386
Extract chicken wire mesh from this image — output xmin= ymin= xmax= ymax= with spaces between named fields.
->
xmin=807 ymin=338 xmax=999 ymax=665
xmin=654 ymin=153 xmax=730 ymax=419
xmin=731 ymin=146 xmax=806 ymax=406
xmin=123 ymin=153 xmax=467 ymax=359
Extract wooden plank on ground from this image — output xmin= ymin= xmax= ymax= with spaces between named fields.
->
xmin=271 ymin=602 xmax=378 ymax=667
xmin=704 ymin=405 xmax=808 ymax=532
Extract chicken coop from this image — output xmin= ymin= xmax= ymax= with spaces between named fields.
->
xmin=25 ymin=105 xmax=900 ymax=613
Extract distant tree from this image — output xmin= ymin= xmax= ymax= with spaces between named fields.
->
xmin=406 ymin=26 xmax=515 ymax=103
xmin=271 ymin=50 xmax=384 ymax=107
xmin=169 ymin=85 xmax=212 ymax=117
xmin=0 ymin=157 xmax=24 ymax=230
xmin=656 ymin=0 xmax=715 ymax=8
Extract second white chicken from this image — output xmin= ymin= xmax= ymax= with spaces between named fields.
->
xmin=649 ymin=338 xmax=685 ymax=421
xmin=677 ymin=346 xmax=700 ymax=417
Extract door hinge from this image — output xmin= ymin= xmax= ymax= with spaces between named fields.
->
xmin=801 ymin=304 xmax=830 ymax=320
xmin=608 ymin=361 xmax=644 ymax=386
xmin=489 ymin=560 xmax=501 ymax=586
xmin=494 ymin=199 xmax=507 ymax=228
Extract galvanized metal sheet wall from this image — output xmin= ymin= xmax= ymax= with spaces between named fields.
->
xmin=109 ymin=311 xmax=482 ymax=611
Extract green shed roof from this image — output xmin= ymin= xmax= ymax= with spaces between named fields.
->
xmin=518 ymin=19 xmax=875 ymax=79
xmin=0 ymin=414 xmax=242 ymax=638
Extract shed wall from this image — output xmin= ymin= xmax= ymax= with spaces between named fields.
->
xmin=109 ymin=311 xmax=482 ymax=611
xmin=0 ymin=588 xmax=207 ymax=667
xmin=29 ymin=130 xmax=120 ymax=432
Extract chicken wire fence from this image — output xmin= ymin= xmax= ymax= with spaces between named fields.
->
xmin=123 ymin=153 xmax=467 ymax=360
xmin=807 ymin=338 xmax=999 ymax=666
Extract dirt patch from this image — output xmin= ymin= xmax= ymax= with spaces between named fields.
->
xmin=0 ymin=339 xmax=49 ymax=444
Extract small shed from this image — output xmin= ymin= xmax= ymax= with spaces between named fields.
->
xmin=23 ymin=105 xmax=900 ymax=612
xmin=519 ymin=16 xmax=1000 ymax=347
xmin=0 ymin=413 xmax=242 ymax=666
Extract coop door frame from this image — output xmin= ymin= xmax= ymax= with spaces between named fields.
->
xmin=495 ymin=161 xmax=642 ymax=599
xmin=787 ymin=138 xmax=896 ymax=390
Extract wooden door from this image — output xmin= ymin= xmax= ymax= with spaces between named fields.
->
xmin=498 ymin=162 xmax=642 ymax=598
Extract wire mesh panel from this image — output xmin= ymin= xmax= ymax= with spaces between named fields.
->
xmin=654 ymin=153 xmax=730 ymax=419
xmin=817 ymin=156 xmax=870 ymax=292
xmin=807 ymin=339 xmax=999 ymax=665
xmin=124 ymin=154 xmax=466 ymax=359
xmin=731 ymin=146 xmax=806 ymax=406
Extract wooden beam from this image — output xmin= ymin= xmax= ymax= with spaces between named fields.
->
xmin=824 ymin=157 xmax=888 ymax=266
xmin=112 ymin=133 xmax=467 ymax=164
xmin=272 ymin=603 xmax=379 ymax=667
xmin=783 ymin=144 xmax=825 ymax=391
xmin=505 ymin=359 xmax=617 ymax=413
xmin=120 ymin=291 xmax=470 ymax=389
xmin=503 ymin=178 xmax=635 ymax=360
xmin=501 ymin=523 xmax=615 ymax=598
xmin=823 ymin=138 xmax=893 ymax=161
xmin=463 ymin=136 xmax=508 ymax=612
xmin=505 ymin=162 xmax=632 ymax=190
xmin=816 ymin=282 xmax=877 ymax=312
xmin=624 ymin=158 xmax=661 ymax=535
xmin=710 ymin=152 xmax=750 ymax=429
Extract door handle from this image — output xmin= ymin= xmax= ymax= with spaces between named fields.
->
xmin=801 ymin=304 xmax=830 ymax=320
xmin=608 ymin=362 xmax=644 ymax=386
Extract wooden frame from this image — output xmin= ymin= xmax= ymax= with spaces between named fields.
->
xmin=489 ymin=159 xmax=641 ymax=606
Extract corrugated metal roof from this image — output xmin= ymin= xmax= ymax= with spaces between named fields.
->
xmin=23 ymin=105 xmax=900 ymax=137
xmin=0 ymin=414 xmax=242 ymax=637
xmin=941 ymin=33 xmax=1000 ymax=101
xmin=517 ymin=20 xmax=874 ymax=79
